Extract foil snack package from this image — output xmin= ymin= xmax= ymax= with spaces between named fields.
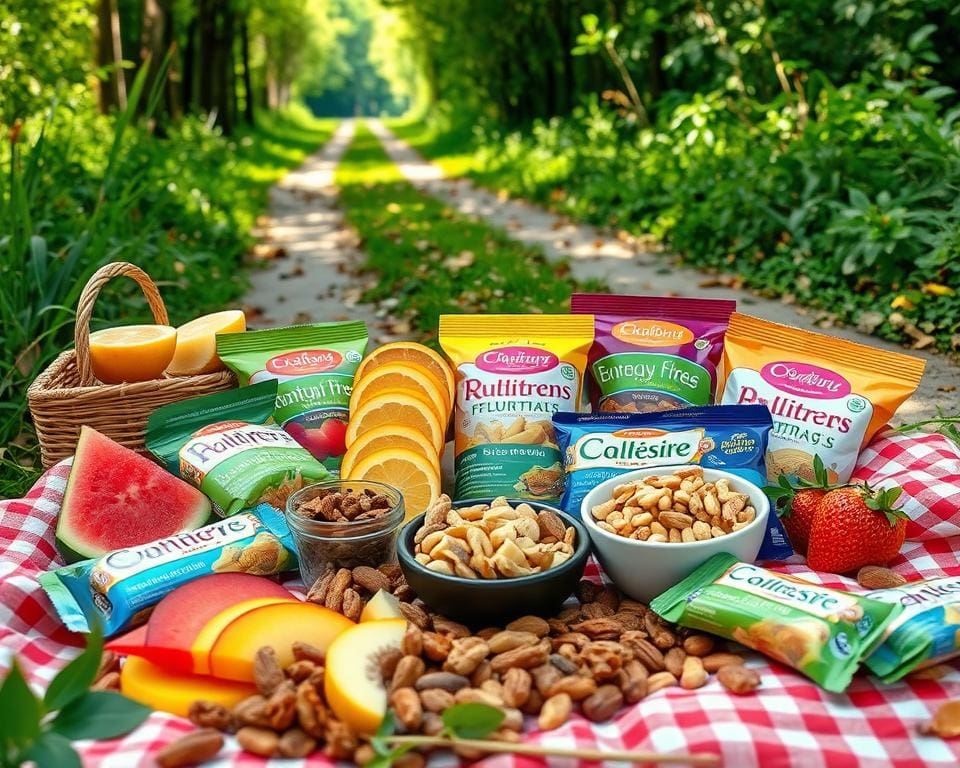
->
xmin=439 ymin=314 xmax=593 ymax=501
xmin=217 ymin=321 xmax=368 ymax=469
xmin=571 ymin=294 xmax=735 ymax=413
xmin=553 ymin=404 xmax=792 ymax=560
xmin=147 ymin=380 xmax=330 ymax=516
xmin=651 ymin=553 xmax=901 ymax=693
xmin=717 ymin=313 xmax=925 ymax=483
xmin=864 ymin=574 xmax=960 ymax=682
xmin=40 ymin=504 xmax=296 ymax=636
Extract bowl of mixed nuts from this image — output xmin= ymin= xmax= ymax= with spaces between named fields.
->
xmin=397 ymin=495 xmax=590 ymax=625
xmin=580 ymin=465 xmax=770 ymax=603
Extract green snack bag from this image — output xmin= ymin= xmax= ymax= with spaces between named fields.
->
xmin=147 ymin=380 xmax=330 ymax=516
xmin=217 ymin=321 xmax=368 ymax=470
xmin=863 ymin=574 xmax=960 ymax=682
xmin=650 ymin=553 xmax=902 ymax=693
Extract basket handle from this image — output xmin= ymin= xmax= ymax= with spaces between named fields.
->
xmin=75 ymin=262 xmax=170 ymax=386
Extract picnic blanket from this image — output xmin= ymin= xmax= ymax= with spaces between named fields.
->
xmin=2 ymin=428 xmax=960 ymax=767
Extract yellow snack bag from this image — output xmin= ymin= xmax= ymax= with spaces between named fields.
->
xmin=439 ymin=314 xmax=594 ymax=501
xmin=717 ymin=313 xmax=925 ymax=483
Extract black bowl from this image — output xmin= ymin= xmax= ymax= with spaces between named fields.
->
xmin=397 ymin=498 xmax=590 ymax=626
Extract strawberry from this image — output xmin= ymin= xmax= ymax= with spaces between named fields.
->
xmin=764 ymin=455 xmax=832 ymax=555
xmin=806 ymin=485 xmax=908 ymax=574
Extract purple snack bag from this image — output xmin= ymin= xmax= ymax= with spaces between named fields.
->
xmin=570 ymin=294 xmax=735 ymax=413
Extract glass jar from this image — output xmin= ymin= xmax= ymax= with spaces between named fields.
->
xmin=284 ymin=479 xmax=404 ymax=588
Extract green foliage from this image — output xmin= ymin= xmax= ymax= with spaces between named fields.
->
xmin=335 ymin=122 xmax=604 ymax=344
xmin=0 ymin=0 xmax=93 ymax=120
xmin=369 ymin=704 xmax=504 ymax=766
xmin=0 ymin=103 xmax=335 ymax=498
xmin=392 ymin=0 xmax=960 ymax=354
xmin=0 ymin=627 xmax=151 ymax=768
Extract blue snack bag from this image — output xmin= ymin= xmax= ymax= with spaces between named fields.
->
xmin=553 ymin=404 xmax=792 ymax=560
xmin=39 ymin=503 xmax=296 ymax=636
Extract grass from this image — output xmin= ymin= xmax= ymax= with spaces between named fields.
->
xmin=386 ymin=118 xmax=480 ymax=179
xmin=0 ymin=105 xmax=337 ymax=499
xmin=335 ymin=121 xmax=605 ymax=345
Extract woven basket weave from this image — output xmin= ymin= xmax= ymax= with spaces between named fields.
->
xmin=27 ymin=261 xmax=236 ymax=468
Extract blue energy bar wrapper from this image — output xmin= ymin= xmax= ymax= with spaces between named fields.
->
xmin=553 ymin=404 xmax=792 ymax=560
xmin=864 ymin=574 xmax=960 ymax=682
xmin=39 ymin=503 xmax=296 ymax=636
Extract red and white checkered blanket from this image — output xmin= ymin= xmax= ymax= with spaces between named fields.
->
xmin=3 ymin=428 xmax=960 ymax=767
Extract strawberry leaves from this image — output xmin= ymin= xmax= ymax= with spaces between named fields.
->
xmin=861 ymin=484 xmax=908 ymax=527
xmin=764 ymin=454 xmax=834 ymax=518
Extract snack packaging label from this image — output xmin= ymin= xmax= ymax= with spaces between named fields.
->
xmin=147 ymin=381 xmax=330 ymax=516
xmin=651 ymin=553 xmax=901 ymax=693
xmin=439 ymin=314 xmax=593 ymax=501
xmin=39 ymin=504 xmax=295 ymax=636
xmin=864 ymin=574 xmax=960 ymax=682
xmin=717 ymin=313 xmax=925 ymax=483
xmin=553 ymin=404 xmax=792 ymax=559
xmin=571 ymin=294 xmax=734 ymax=413
xmin=217 ymin=321 xmax=368 ymax=468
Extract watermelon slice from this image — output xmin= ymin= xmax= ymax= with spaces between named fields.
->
xmin=56 ymin=426 xmax=211 ymax=563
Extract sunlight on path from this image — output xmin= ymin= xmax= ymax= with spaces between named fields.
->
xmin=245 ymin=120 xmax=382 ymax=333
xmin=366 ymin=119 xmax=955 ymax=421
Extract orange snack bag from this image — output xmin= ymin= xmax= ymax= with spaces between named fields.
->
xmin=716 ymin=314 xmax=925 ymax=483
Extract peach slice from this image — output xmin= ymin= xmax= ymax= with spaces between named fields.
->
xmin=324 ymin=618 xmax=407 ymax=734
xmin=360 ymin=589 xmax=403 ymax=622
xmin=209 ymin=602 xmax=354 ymax=682
xmin=191 ymin=597 xmax=295 ymax=674
xmin=121 ymin=656 xmax=256 ymax=718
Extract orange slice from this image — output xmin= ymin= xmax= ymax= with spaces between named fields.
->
xmin=355 ymin=342 xmax=455 ymax=407
xmin=88 ymin=325 xmax=177 ymax=383
xmin=166 ymin=310 xmax=246 ymax=376
xmin=351 ymin=361 xmax=450 ymax=422
xmin=340 ymin=425 xmax=440 ymax=480
xmin=346 ymin=392 xmax=444 ymax=455
xmin=348 ymin=449 xmax=441 ymax=521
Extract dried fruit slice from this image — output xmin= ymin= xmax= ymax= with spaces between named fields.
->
xmin=166 ymin=309 xmax=246 ymax=376
xmin=324 ymin=618 xmax=407 ymax=733
xmin=340 ymin=424 xmax=440 ymax=479
xmin=355 ymin=342 xmax=455 ymax=407
xmin=88 ymin=324 xmax=177 ymax=383
xmin=345 ymin=392 xmax=444 ymax=455
xmin=347 ymin=449 xmax=441 ymax=522
xmin=350 ymin=360 xmax=451 ymax=421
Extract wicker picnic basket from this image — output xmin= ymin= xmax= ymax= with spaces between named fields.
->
xmin=27 ymin=261 xmax=236 ymax=468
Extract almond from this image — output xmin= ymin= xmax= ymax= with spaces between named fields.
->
xmin=857 ymin=565 xmax=907 ymax=590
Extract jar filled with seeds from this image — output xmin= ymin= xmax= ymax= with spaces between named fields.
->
xmin=285 ymin=480 xmax=404 ymax=586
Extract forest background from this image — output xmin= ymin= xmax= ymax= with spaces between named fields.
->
xmin=2 ymin=0 xmax=959 ymax=494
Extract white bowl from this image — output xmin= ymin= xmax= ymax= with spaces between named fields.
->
xmin=580 ymin=465 xmax=770 ymax=603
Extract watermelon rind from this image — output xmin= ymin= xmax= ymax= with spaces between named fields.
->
xmin=56 ymin=426 xmax=212 ymax=563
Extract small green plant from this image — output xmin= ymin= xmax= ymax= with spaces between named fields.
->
xmin=367 ymin=703 xmax=504 ymax=767
xmin=0 ymin=628 xmax=151 ymax=768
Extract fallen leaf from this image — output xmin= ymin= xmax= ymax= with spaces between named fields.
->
xmin=938 ymin=386 xmax=957 ymax=393
xmin=891 ymin=295 xmax=915 ymax=310
xmin=923 ymin=283 xmax=954 ymax=297
xmin=919 ymin=700 xmax=960 ymax=738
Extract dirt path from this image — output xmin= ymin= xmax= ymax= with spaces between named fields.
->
xmin=245 ymin=120 xmax=400 ymax=347
xmin=367 ymin=119 xmax=955 ymax=422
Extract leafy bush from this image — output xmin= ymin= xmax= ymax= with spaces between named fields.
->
xmin=0 ymin=97 xmax=334 ymax=496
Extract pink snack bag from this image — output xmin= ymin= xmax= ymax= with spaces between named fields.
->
xmin=571 ymin=294 xmax=735 ymax=413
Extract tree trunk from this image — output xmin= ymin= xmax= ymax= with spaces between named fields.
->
xmin=240 ymin=17 xmax=255 ymax=124
xmin=197 ymin=0 xmax=215 ymax=113
xmin=182 ymin=17 xmax=197 ymax=111
xmin=139 ymin=0 xmax=168 ymax=122
xmin=96 ymin=0 xmax=126 ymax=112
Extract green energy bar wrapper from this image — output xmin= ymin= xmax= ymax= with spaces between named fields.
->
xmin=864 ymin=574 xmax=960 ymax=682
xmin=147 ymin=381 xmax=330 ymax=516
xmin=40 ymin=504 xmax=296 ymax=636
xmin=651 ymin=553 xmax=901 ymax=693
xmin=217 ymin=321 xmax=367 ymax=469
